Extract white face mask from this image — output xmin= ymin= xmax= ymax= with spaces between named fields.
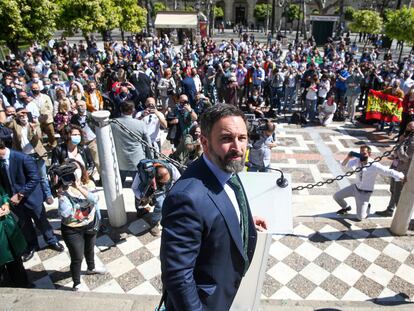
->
xmin=19 ymin=117 xmax=28 ymax=125
xmin=74 ymin=168 xmax=82 ymax=181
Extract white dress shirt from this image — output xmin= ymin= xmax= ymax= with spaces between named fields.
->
xmin=343 ymin=158 xmax=404 ymax=192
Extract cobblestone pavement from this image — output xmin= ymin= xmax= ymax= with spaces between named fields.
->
xmin=24 ymin=119 xmax=414 ymax=302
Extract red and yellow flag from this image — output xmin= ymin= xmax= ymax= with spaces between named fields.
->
xmin=366 ymin=90 xmax=403 ymax=122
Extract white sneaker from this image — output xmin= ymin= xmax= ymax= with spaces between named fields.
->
xmin=86 ymin=267 xmax=107 ymax=275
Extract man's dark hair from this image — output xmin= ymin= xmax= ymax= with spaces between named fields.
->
xmin=120 ymin=100 xmax=135 ymax=114
xmin=200 ymin=104 xmax=246 ymax=137
xmin=360 ymin=145 xmax=371 ymax=153
xmin=0 ymin=139 xmax=5 ymax=149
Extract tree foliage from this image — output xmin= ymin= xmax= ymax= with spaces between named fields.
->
xmin=284 ymin=4 xmax=301 ymax=23
xmin=116 ymin=0 xmax=146 ymax=33
xmin=384 ymin=7 xmax=414 ymax=45
xmin=153 ymin=2 xmax=167 ymax=17
xmin=348 ymin=10 xmax=383 ymax=35
xmin=213 ymin=6 xmax=224 ymax=18
xmin=58 ymin=0 xmax=121 ymax=36
xmin=0 ymin=0 xmax=59 ymax=53
xmin=254 ymin=4 xmax=272 ymax=22
xmin=344 ymin=6 xmax=355 ymax=21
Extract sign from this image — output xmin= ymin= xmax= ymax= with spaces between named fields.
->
xmin=366 ymin=90 xmax=403 ymax=122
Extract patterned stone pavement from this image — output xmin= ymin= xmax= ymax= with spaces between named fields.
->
xmin=23 ymin=120 xmax=414 ymax=302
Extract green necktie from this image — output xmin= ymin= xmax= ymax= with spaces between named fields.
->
xmin=228 ymin=174 xmax=249 ymax=274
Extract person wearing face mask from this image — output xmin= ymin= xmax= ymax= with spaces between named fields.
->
xmin=70 ymin=100 xmax=100 ymax=175
xmin=31 ymin=82 xmax=56 ymax=147
xmin=51 ymin=125 xmax=95 ymax=178
xmin=333 ymin=145 xmax=405 ymax=220
xmin=0 ymin=108 xmax=54 ymax=205
xmin=247 ymin=90 xmax=265 ymax=118
xmin=54 ymin=160 xmax=107 ymax=291
xmin=85 ymin=81 xmax=104 ymax=112
xmin=132 ymin=159 xmax=181 ymax=236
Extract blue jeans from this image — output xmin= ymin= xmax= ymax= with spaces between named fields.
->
xmin=284 ymin=86 xmax=296 ymax=112
xmin=35 ymin=158 xmax=52 ymax=199
xmin=306 ymin=99 xmax=318 ymax=121
xmin=271 ymin=87 xmax=284 ymax=113
xmin=151 ymin=192 xmax=166 ymax=225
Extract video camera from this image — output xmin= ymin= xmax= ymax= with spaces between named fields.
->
xmin=246 ymin=115 xmax=270 ymax=142
xmin=48 ymin=162 xmax=78 ymax=195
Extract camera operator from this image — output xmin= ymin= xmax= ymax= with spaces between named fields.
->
xmin=54 ymin=160 xmax=106 ymax=291
xmin=247 ymin=120 xmax=277 ymax=172
xmin=135 ymin=97 xmax=167 ymax=154
xmin=132 ymin=159 xmax=180 ymax=236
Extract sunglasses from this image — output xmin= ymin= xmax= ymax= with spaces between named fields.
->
xmin=180 ymin=101 xmax=189 ymax=104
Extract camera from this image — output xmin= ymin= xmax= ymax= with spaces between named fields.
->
xmin=247 ymin=117 xmax=269 ymax=142
xmin=48 ymin=163 xmax=78 ymax=195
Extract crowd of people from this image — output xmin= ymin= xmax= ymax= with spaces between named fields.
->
xmin=0 ymin=29 xmax=414 ymax=292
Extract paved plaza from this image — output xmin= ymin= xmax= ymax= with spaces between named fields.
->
xmin=23 ymin=119 xmax=414 ymax=303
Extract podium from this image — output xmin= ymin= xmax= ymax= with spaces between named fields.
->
xmin=231 ymin=172 xmax=293 ymax=311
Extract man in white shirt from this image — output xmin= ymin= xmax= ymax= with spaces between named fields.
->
xmin=135 ymin=97 xmax=167 ymax=153
xmin=333 ymin=145 xmax=405 ymax=220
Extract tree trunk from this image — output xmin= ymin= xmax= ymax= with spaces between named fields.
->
xmin=398 ymin=41 xmax=404 ymax=63
xmin=121 ymin=28 xmax=125 ymax=42
xmin=302 ymin=1 xmax=307 ymax=39
xmin=7 ymin=41 xmax=20 ymax=57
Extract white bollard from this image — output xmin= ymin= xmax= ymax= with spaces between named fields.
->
xmin=92 ymin=110 xmax=127 ymax=228
xmin=390 ymin=156 xmax=414 ymax=235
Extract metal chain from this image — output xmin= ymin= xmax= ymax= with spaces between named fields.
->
xmin=292 ymin=132 xmax=414 ymax=191
xmin=109 ymin=119 xmax=188 ymax=171
xmin=109 ymin=119 xmax=413 ymax=192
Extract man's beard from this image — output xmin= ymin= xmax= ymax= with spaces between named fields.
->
xmin=208 ymin=142 xmax=245 ymax=173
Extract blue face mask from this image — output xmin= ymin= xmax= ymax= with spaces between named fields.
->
xmin=71 ymin=135 xmax=81 ymax=145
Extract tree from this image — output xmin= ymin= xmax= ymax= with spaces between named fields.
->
xmin=213 ymin=6 xmax=224 ymax=19
xmin=153 ymin=2 xmax=167 ymax=17
xmin=348 ymin=10 xmax=383 ymax=47
xmin=0 ymin=0 xmax=59 ymax=55
xmin=284 ymin=4 xmax=301 ymax=26
xmin=58 ymin=0 xmax=121 ymax=39
xmin=384 ymin=7 xmax=414 ymax=61
xmin=116 ymin=0 xmax=147 ymax=41
xmin=311 ymin=0 xmax=340 ymax=15
xmin=344 ymin=6 xmax=355 ymax=21
xmin=254 ymin=3 xmax=272 ymax=22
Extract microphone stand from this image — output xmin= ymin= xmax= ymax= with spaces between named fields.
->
xmin=245 ymin=163 xmax=289 ymax=188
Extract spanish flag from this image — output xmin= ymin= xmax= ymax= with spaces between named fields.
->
xmin=366 ymin=90 xmax=403 ymax=122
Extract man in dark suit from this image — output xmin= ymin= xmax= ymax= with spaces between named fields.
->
xmin=0 ymin=139 xmax=63 ymax=262
xmin=160 ymin=104 xmax=267 ymax=311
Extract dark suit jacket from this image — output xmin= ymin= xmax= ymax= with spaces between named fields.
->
xmin=8 ymin=150 xmax=43 ymax=211
xmin=160 ymin=157 xmax=257 ymax=311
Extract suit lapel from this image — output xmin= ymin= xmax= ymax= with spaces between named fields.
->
xmin=208 ymin=190 xmax=245 ymax=259
xmin=8 ymin=151 xmax=15 ymax=192
xmin=195 ymin=157 xmax=245 ymax=258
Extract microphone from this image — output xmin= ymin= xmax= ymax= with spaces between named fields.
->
xmin=245 ymin=163 xmax=289 ymax=188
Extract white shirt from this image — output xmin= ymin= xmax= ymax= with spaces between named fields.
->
xmin=343 ymin=158 xmax=404 ymax=192
xmin=135 ymin=111 xmax=162 ymax=145
xmin=203 ymin=155 xmax=241 ymax=223
xmin=20 ymin=126 xmax=35 ymax=155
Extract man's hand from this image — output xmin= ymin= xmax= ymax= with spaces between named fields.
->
xmin=253 ymin=216 xmax=268 ymax=232
xmin=10 ymin=193 xmax=23 ymax=205
xmin=0 ymin=203 xmax=10 ymax=217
